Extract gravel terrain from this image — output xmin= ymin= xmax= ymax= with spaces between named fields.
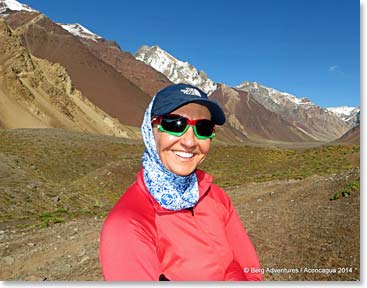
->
xmin=0 ymin=170 xmax=359 ymax=281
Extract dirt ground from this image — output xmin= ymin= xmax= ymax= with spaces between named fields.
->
xmin=0 ymin=169 xmax=359 ymax=281
xmin=229 ymin=169 xmax=359 ymax=281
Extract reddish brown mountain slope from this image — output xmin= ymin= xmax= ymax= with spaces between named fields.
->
xmin=5 ymin=12 xmax=150 ymax=127
xmin=335 ymin=126 xmax=360 ymax=144
xmin=78 ymin=38 xmax=172 ymax=97
xmin=210 ymin=84 xmax=313 ymax=142
xmin=0 ymin=19 xmax=139 ymax=138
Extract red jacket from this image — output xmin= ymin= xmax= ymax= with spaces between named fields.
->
xmin=99 ymin=169 xmax=262 ymax=281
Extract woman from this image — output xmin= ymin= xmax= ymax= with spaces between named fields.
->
xmin=99 ymin=83 xmax=262 ymax=281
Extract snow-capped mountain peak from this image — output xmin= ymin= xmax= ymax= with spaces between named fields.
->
xmin=326 ymin=106 xmax=360 ymax=125
xmin=58 ymin=23 xmax=102 ymax=42
xmin=237 ymin=81 xmax=313 ymax=108
xmin=0 ymin=0 xmax=37 ymax=14
xmin=134 ymin=45 xmax=217 ymax=95
xmin=236 ymin=81 xmax=357 ymax=139
xmin=237 ymin=82 xmax=360 ymax=124
xmin=326 ymin=106 xmax=358 ymax=117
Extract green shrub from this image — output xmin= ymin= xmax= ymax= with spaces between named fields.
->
xmin=329 ymin=178 xmax=360 ymax=201
xmin=39 ymin=208 xmax=69 ymax=228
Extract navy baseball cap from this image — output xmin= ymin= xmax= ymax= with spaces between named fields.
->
xmin=151 ymin=83 xmax=226 ymax=125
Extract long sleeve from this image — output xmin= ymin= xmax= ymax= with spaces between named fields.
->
xmin=99 ymin=182 xmax=162 ymax=281
xmin=99 ymin=209 xmax=161 ymax=280
xmin=224 ymin=200 xmax=262 ymax=281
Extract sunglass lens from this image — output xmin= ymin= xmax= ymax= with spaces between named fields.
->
xmin=196 ymin=119 xmax=215 ymax=137
xmin=161 ymin=115 xmax=187 ymax=133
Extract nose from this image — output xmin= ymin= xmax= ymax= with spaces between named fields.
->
xmin=180 ymin=125 xmax=197 ymax=148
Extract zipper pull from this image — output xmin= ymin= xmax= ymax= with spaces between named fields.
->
xmin=186 ymin=207 xmax=194 ymax=216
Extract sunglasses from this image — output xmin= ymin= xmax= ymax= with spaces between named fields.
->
xmin=152 ymin=114 xmax=216 ymax=140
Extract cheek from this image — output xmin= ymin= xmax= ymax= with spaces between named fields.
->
xmin=152 ymin=128 xmax=159 ymax=147
xmin=198 ymin=141 xmax=211 ymax=160
xmin=152 ymin=128 xmax=163 ymax=158
xmin=153 ymin=128 xmax=175 ymax=154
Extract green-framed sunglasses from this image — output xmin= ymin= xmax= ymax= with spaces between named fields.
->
xmin=152 ymin=114 xmax=216 ymax=140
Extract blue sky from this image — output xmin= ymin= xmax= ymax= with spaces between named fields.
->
xmin=20 ymin=0 xmax=360 ymax=108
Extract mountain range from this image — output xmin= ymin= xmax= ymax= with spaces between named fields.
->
xmin=0 ymin=0 xmax=360 ymax=144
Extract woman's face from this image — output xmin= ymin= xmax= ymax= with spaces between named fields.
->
xmin=153 ymin=103 xmax=212 ymax=176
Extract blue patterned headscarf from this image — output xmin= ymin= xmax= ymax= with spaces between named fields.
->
xmin=141 ymin=96 xmax=199 ymax=210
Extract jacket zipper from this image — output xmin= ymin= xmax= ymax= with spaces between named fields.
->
xmin=186 ymin=207 xmax=194 ymax=216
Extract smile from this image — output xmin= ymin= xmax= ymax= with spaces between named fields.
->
xmin=173 ymin=150 xmax=194 ymax=159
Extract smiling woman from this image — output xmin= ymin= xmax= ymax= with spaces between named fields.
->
xmin=152 ymin=103 xmax=212 ymax=177
xmin=99 ymin=83 xmax=262 ymax=281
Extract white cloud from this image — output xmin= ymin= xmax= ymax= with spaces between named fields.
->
xmin=328 ymin=65 xmax=344 ymax=75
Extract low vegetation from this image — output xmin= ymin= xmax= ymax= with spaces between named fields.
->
xmin=202 ymin=143 xmax=359 ymax=187
xmin=329 ymin=177 xmax=360 ymax=201
xmin=0 ymin=128 xmax=360 ymax=280
xmin=0 ymin=128 xmax=360 ymax=228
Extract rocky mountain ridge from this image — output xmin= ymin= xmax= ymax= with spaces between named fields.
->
xmin=235 ymin=81 xmax=352 ymax=142
xmin=133 ymin=44 xmax=359 ymax=128
xmin=135 ymin=45 xmax=217 ymax=95
xmin=0 ymin=0 xmax=360 ymax=144
xmin=0 ymin=0 xmax=35 ymax=14
xmin=71 ymin=36 xmax=172 ymax=98
xmin=3 ymin=8 xmax=155 ymax=127
xmin=134 ymin=45 xmax=358 ymax=142
xmin=210 ymin=84 xmax=313 ymax=142
xmin=326 ymin=106 xmax=360 ymax=126
xmin=0 ymin=18 xmax=139 ymax=138
xmin=58 ymin=23 xmax=102 ymax=42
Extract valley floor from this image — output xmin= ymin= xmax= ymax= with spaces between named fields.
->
xmin=0 ymin=170 xmax=359 ymax=281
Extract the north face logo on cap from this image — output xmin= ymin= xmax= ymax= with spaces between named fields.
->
xmin=180 ymin=87 xmax=201 ymax=97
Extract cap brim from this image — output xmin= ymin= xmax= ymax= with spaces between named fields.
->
xmin=189 ymin=99 xmax=226 ymax=125
xmin=154 ymin=97 xmax=225 ymax=125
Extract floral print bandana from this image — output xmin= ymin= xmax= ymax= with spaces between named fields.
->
xmin=141 ymin=96 xmax=199 ymax=210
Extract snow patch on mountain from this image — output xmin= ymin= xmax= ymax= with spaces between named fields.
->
xmin=237 ymin=81 xmax=316 ymax=109
xmin=58 ymin=23 xmax=102 ymax=42
xmin=326 ymin=106 xmax=360 ymax=124
xmin=0 ymin=0 xmax=37 ymax=14
xmin=326 ymin=106 xmax=358 ymax=117
xmin=134 ymin=45 xmax=217 ymax=95
xmin=238 ymin=82 xmax=360 ymax=125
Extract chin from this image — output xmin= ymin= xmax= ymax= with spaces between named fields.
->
xmin=171 ymin=167 xmax=196 ymax=177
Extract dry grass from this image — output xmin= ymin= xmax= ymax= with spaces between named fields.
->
xmin=0 ymin=128 xmax=360 ymax=229
xmin=0 ymin=128 xmax=360 ymax=280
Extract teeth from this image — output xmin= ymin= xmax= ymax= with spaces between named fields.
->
xmin=174 ymin=151 xmax=194 ymax=158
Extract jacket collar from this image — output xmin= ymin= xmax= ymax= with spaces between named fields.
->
xmin=136 ymin=168 xmax=213 ymax=213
